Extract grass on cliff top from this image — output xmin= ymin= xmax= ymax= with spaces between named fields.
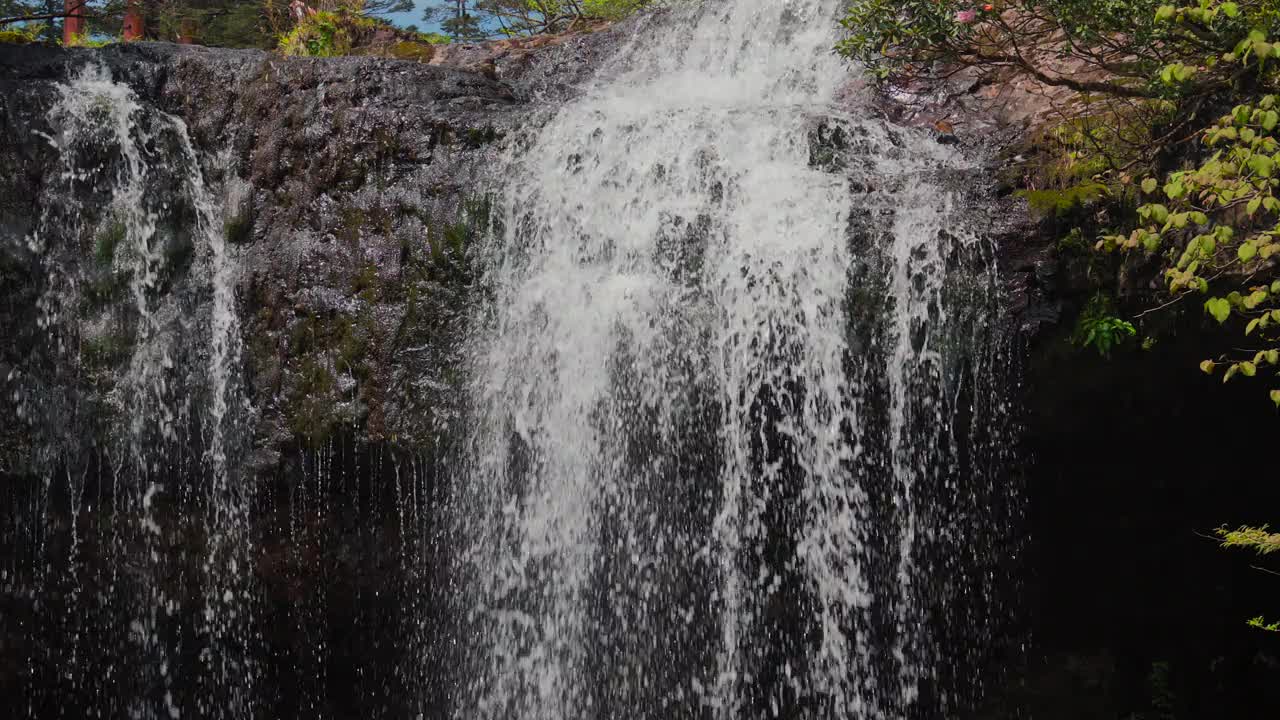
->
xmin=278 ymin=10 xmax=448 ymax=59
xmin=0 ymin=23 xmax=47 ymax=45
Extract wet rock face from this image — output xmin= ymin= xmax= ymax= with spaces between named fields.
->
xmin=0 ymin=40 xmax=576 ymax=474
xmin=0 ymin=39 xmax=628 ymax=717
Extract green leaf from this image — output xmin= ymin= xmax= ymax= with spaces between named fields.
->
xmin=1242 ymin=361 xmax=1258 ymax=377
xmin=1267 ymin=350 xmax=1280 ymax=364
xmin=1271 ymin=389 xmax=1280 ymax=406
xmin=1265 ymin=110 xmax=1280 ymax=131
xmin=1221 ymin=1 xmax=1240 ymax=17
xmin=1251 ymin=154 xmax=1276 ymax=178
xmin=1240 ymin=242 xmax=1258 ymax=262
xmin=1155 ymin=4 xmax=1176 ymax=21
xmin=1248 ymin=318 xmax=1261 ymax=335
xmin=1142 ymin=178 xmax=1158 ymax=194
xmin=1201 ymin=359 xmax=1216 ymax=374
xmin=1206 ymin=297 xmax=1233 ymax=323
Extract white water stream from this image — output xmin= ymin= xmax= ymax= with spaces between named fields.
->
xmin=31 ymin=65 xmax=254 ymax=720
xmin=456 ymin=1 xmax=1010 ymax=718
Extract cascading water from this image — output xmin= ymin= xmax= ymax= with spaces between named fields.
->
xmin=9 ymin=66 xmax=256 ymax=719
xmin=2 ymin=4 xmax=1020 ymax=718
xmin=455 ymin=1 xmax=1015 ymax=718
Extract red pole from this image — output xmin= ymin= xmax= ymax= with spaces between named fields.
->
xmin=122 ymin=0 xmax=144 ymax=40
xmin=62 ymin=0 xmax=86 ymax=44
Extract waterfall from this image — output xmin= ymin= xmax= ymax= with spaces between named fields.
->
xmin=13 ymin=65 xmax=255 ymax=720
xmin=1 ymin=4 xmax=1020 ymax=717
xmin=456 ymin=1 xmax=1014 ymax=719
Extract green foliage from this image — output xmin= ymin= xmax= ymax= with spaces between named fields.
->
xmin=1218 ymin=525 xmax=1280 ymax=631
xmin=278 ymin=10 xmax=366 ymax=56
xmin=160 ymin=0 xmax=277 ymax=49
xmin=581 ymin=0 xmax=651 ymax=20
xmin=1073 ymin=294 xmax=1137 ymax=357
xmin=839 ymin=0 xmax=1280 ymax=106
xmin=66 ymin=30 xmax=116 ymax=47
xmin=0 ymin=22 xmax=45 ymax=43
xmin=277 ymin=9 xmax=441 ymax=58
xmin=414 ymin=30 xmax=451 ymax=44
xmin=0 ymin=0 xmax=95 ymax=42
xmin=1218 ymin=524 xmax=1280 ymax=554
xmin=839 ymin=0 xmax=1169 ymax=85
xmin=1101 ymin=90 xmax=1280 ymax=401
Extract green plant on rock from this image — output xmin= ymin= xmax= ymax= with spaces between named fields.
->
xmin=1019 ymin=182 xmax=1111 ymax=217
xmin=278 ymin=10 xmax=363 ymax=57
xmin=94 ymin=218 xmax=125 ymax=265
xmin=1074 ymin=294 xmax=1138 ymax=357
xmin=65 ymin=31 xmax=117 ymax=48
xmin=0 ymin=22 xmax=46 ymax=44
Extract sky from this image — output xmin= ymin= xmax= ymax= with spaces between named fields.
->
xmin=374 ymin=3 xmax=438 ymax=32
xmin=373 ymin=1 xmax=505 ymax=34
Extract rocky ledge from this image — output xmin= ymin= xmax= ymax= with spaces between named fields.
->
xmin=0 ymin=36 xmax=634 ymax=477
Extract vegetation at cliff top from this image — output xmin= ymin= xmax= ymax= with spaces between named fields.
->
xmin=0 ymin=0 xmax=660 ymax=49
xmin=276 ymin=7 xmax=446 ymax=57
xmin=423 ymin=0 xmax=663 ymax=39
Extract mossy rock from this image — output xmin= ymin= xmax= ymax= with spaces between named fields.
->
xmin=81 ymin=271 xmax=130 ymax=310
xmin=1018 ymin=183 xmax=1109 ymax=217
xmin=384 ymin=41 xmax=436 ymax=63
xmin=81 ymin=332 xmax=134 ymax=369
xmin=224 ymin=193 xmax=255 ymax=245
xmin=463 ymin=126 xmax=500 ymax=148
xmin=94 ymin=218 xmax=126 ymax=265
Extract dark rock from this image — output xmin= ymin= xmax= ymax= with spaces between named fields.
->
xmin=0 ymin=40 xmax=564 ymax=474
